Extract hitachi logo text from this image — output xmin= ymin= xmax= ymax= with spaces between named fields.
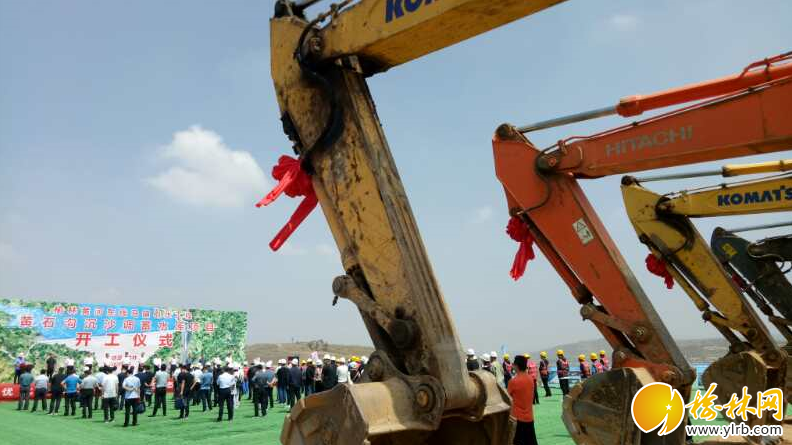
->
xmin=605 ymin=126 xmax=693 ymax=157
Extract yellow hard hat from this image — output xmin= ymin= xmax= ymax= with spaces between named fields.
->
xmin=590 ymin=353 xmax=597 ymax=360
xmin=525 ymin=353 xmax=531 ymax=359
xmin=503 ymin=353 xmax=510 ymax=359
xmin=540 ymin=351 xmax=547 ymax=358
xmin=556 ymin=350 xmax=564 ymax=356
xmin=578 ymin=354 xmax=585 ymax=361
xmin=599 ymin=350 xmax=606 ymax=356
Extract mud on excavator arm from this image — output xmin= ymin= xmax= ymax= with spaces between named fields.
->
xmin=270 ymin=1 xmax=564 ymax=444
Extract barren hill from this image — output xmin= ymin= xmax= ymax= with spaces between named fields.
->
xmin=246 ymin=340 xmax=374 ymax=362
xmin=538 ymin=337 xmax=732 ymax=363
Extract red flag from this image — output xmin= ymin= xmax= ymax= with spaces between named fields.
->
xmin=256 ymin=156 xmax=318 ymax=251
xmin=506 ymin=216 xmax=536 ymax=280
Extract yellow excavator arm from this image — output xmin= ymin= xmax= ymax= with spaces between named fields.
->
xmin=621 ymin=163 xmax=792 ymax=429
xmin=270 ymin=2 xmax=563 ymax=444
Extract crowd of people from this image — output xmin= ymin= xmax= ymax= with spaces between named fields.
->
xmin=11 ymin=351 xmax=369 ymax=428
xmin=12 ymin=349 xmax=611 ymax=445
xmin=463 ymin=348 xmax=611 ymax=445
xmin=464 ymin=349 xmax=611 ymax=401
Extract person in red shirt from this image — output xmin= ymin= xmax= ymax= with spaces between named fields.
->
xmin=599 ymin=350 xmax=610 ymax=371
xmin=508 ymin=355 xmax=538 ymax=445
xmin=578 ymin=354 xmax=591 ymax=379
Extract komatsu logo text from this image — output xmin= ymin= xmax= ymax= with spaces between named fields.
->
xmin=605 ymin=126 xmax=693 ymax=157
xmin=717 ymin=185 xmax=792 ymax=207
xmin=386 ymin=0 xmax=436 ymax=23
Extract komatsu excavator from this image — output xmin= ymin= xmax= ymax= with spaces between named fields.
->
xmin=621 ymin=162 xmax=792 ymax=431
xmin=493 ymin=53 xmax=792 ymax=443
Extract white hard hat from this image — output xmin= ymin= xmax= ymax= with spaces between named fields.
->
xmin=482 ymin=354 xmax=491 ymax=361
xmin=266 ymin=361 xmax=273 ymax=368
xmin=331 ymin=356 xmax=337 ymax=361
xmin=361 ymin=356 xmax=368 ymax=364
xmin=339 ymin=357 xmax=346 ymax=364
xmin=292 ymin=358 xmax=298 ymax=366
xmin=466 ymin=349 xmax=475 ymax=356
xmin=323 ymin=354 xmax=331 ymax=360
xmin=243 ymin=361 xmax=248 ymax=366
xmin=490 ymin=351 xmax=498 ymax=357
xmin=83 ymin=366 xmax=89 ymax=372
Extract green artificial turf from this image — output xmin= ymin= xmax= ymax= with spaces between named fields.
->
xmin=0 ymin=385 xmax=727 ymax=444
xmin=0 ymin=396 xmax=284 ymax=445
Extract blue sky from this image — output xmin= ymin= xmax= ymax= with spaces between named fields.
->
xmin=1 ymin=0 xmax=791 ymax=354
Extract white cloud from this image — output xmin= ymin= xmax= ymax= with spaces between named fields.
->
xmin=146 ymin=125 xmax=269 ymax=208
xmin=471 ymin=206 xmax=494 ymax=224
xmin=609 ymin=14 xmax=639 ymax=30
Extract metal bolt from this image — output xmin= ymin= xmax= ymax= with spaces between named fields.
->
xmin=579 ymin=305 xmax=594 ymax=319
xmin=415 ymin=386 xmax=435 ymax=412
xmin=308 ymin=36 xmax=323 ymax=55
xmin=632 ymin=326 xmax=649 ymax=343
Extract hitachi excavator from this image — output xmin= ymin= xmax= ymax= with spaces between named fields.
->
xmin=493 ymin=53 xmax=792 ymax=444
xmin=268 ymin=0 xmax=791 ymax=444
xmin=621 ymin=162 xmax=792 ymax=432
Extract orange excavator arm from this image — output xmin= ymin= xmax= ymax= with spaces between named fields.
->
xmin=493 ymin=53 xmax=792 ymax=444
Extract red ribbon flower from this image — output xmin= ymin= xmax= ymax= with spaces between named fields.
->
xmin=506 ymin=216 xmax=536 ymax=281
xmin=645 ymin=253 xmax=674 ymax=289
xmin=256 ymin=155 xmax=318 ymax=251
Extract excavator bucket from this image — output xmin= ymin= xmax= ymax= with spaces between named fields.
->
xmin=281 ymin=354 xmax=512 ymax=445
xmin=702 ymin=350 xmax=785 ymax=438
xmin=563 ymin=368 xmax=687 ymax=445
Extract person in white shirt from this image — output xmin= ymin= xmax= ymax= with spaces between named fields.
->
xmin=100 ymin=367 xmax=119 ymax=423
xmin=122 ymin=372 xmax=141 ymax=427
xmin=336 ymin=357 xmax=351 ymax=385
xmin=80 ymin=368 xmax=99 ymax=419
xmin=83 ymin=355 xmax=94 ymax=372
xmin=189 ymin=365 xmax=202 ymax=407
xmin=150 ymin=364 xmax=170 ymax=417
xmin=231 ymin=364 xmax=241 ymax=409
xmin=31 ymin=369 xmax=50 ymax=412
xmin=216 ymin=367 xmax=236 ymax=422
xmin=93 ymin=367 xmax=106 ymax=411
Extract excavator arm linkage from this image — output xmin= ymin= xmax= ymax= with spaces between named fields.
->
xmin=494 ymin=56 xmax=792 ymax=444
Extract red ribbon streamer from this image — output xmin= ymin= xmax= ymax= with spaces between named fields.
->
xmin=645 ymin=253 xmax=674 ymax=289
xmin=256 ymin=155 xmax=318 ymax=251
xmin=506 ymin=216 xmax=536 ymax=281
